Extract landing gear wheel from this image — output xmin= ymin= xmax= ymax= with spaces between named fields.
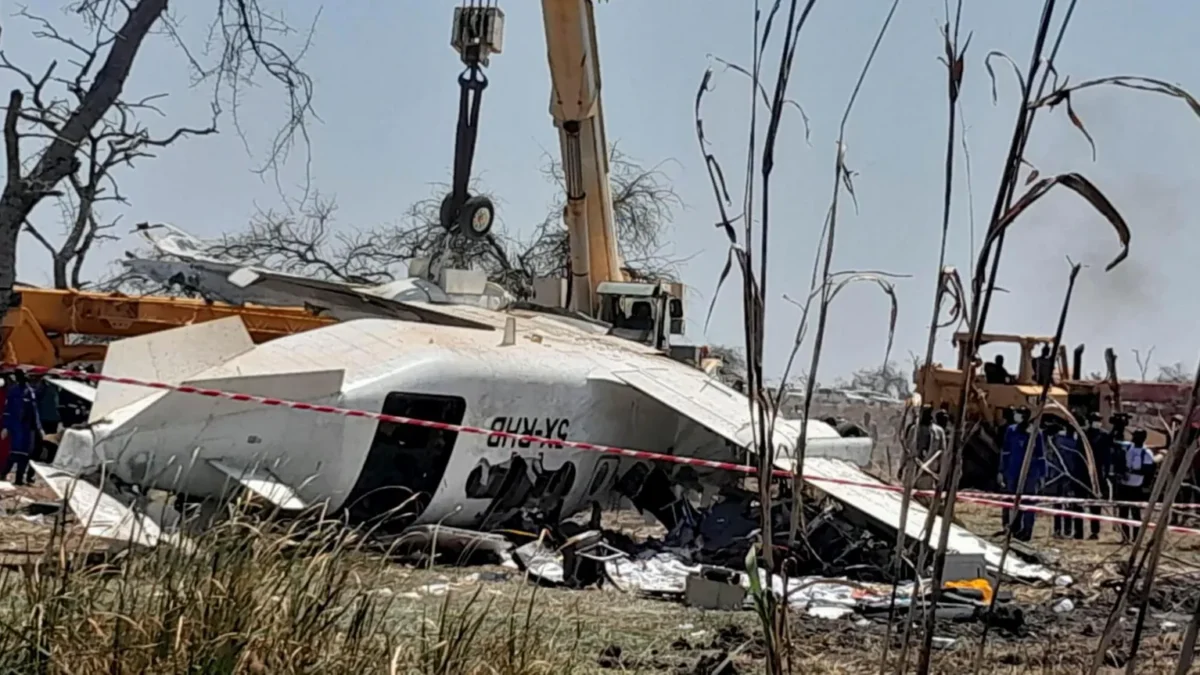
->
xmin=457 ymin=195 xmax=495 ymax=240
xmin=439 ymin=193 xmax=460 ymax=234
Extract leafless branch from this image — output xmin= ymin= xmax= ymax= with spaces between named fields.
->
xmin=1134 ymin=346 xmax=1156 ymax=381
xmin=0 ymin=0 xmax=315 ymax=316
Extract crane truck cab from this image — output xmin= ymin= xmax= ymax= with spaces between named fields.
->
xmin=596 ymin=281 xmax=684 ymax=351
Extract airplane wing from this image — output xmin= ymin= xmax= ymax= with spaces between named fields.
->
xmin=608 ymin=366 xmax=873 ymax=465
xmin=122 ymin=258 xmax=493 ymax=330
xmin=787 ymin=457 xmax=1054 ymax=582
xmin=607 ymin=364 xmax=1052 ymax=582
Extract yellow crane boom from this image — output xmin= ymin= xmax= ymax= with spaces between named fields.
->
xmin=2 ymin=286 xmax=336 ymax=367
xmin=541 ymin=0 xmax=623 ymax=315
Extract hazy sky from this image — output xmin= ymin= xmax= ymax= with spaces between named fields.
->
xmin=4 ymin=1 xmax=1198 ymax=383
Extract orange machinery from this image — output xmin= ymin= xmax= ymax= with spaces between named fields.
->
xmin=2 ymin=286 xmax=336 ymax=367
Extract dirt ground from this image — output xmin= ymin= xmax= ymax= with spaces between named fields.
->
xmin=2 ymin=481 xmax=1198 ymax=673
xmin=363 ymin=501 xmax=1200 ymax=674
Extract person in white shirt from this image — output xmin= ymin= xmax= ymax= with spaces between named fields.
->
xmin=1117 ymin=428 xmax=1155 ymax=542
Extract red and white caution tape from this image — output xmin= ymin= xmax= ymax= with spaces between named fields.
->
xmin=9 ymin=364 xmax=1200 ymax=531
xmin=957 ymin=494 xmax=1200 ymax=536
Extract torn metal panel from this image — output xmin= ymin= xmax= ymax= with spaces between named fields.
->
xmin=783 ymin=457 xmax=1054 ymax=582
xmin=208 ymin=460 xmax=309 ymax=511
xmin=29 ymin=462 xmax=170 ymax=549
xmin=513 ymin=540 xmax=565 ymax=585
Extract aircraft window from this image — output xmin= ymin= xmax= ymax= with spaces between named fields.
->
xmin=343 ymin=392 xmax=466 ymax=531
xmin=587 ymin=461 xmax=612 ymax=496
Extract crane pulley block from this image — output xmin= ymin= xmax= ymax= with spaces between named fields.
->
xmin=452 ymin=4 xmax=505 ymax=68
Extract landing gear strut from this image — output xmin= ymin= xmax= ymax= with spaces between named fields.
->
xmin=442 ymin=5 xmax=504 ymax=240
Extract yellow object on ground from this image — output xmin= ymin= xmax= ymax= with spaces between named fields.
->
xmin=944 ymin=577 xmax=994 ymax=604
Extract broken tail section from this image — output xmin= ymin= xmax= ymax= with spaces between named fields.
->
xmin=90 ymin=316 xmax=255 ymax=423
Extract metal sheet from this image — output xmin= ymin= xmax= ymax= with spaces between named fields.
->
xmin=29 ymin=462 xmax=163 ymax=548
xmin=47 ymin=377 xmax=96 ymax=403
xmin=787 ymin=457 xmax=1054 ymax=582
xmin=91 ymin=316 xmax=255 ymax=422
xmin=208 ymin=459 xmax=308 ymax=510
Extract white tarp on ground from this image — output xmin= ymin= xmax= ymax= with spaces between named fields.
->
xmin=788 ymin=457 xmax=1055 ymax=583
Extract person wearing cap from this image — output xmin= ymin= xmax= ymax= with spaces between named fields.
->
xmin=998 ymin=405 xmax=1047 ymax=541
xmin=1117 ymin=428 xmax=1155 ymax=542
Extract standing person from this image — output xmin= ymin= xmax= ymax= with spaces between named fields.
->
xmin=934 ymin=407 xmax=951 ymax=434
xmin=1 ymin=371 xmax=40 ymax=486
xmin=1116 ymin=428 xmax=1155 ymax=542
xmin=30 ymin=375 xmax=59 ymax=483
xmin=999 ymin=406 xmax=1047 ymax=541
xmin=0 ymin=375 xmax=9 ymax=477
xmin=1051 ymin=423 xmax=1086 ymax=539
xmin=1033 ymin=345 xmax=1055 ymax=386
xmin=1081 ymin=412 xmax=1122 ymax=540
xmin=1045 ymin=419 xmax=1071 ymax=538
xmin=996 ymin=407 xmax=1017 ymax=532
xmin=904 ymin=405 xmax=945 ymax=485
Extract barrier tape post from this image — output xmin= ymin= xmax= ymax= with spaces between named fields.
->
xmin=9 ymin=364 xmax=1200 ymax=535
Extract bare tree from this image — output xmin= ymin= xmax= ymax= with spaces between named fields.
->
xmin=116 ymin=146 xmax=685 ymax=299
xmin=1133 ymin=346 xmax=1156 ymax=381
xmin=841 ymin=361 xmax=911 ymax=399
xmin=2 ymin=6 xmax=224 ymax=288
xmin=1158 ymin=362 xmax=1191 ymax=384
xmin=0 ymin=0 xmax=315 ymax=316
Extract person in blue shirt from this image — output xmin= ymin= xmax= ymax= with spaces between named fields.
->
xmin=1049 ymin=422 xmax=1086 ymax=539
xmin=997 ymin=406 xmax=1047 ymax=541
xmin=2 ymin=370 xmax=41 ymax=486
xmin=1116 ymin=428 xmax=1153 ymax=543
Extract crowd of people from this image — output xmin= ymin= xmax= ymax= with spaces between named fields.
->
xmin=905 ymin=401 xmax=1181 ymax=545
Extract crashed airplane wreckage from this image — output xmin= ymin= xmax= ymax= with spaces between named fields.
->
xmin=32 ymin=305 xmax=1053 ymax=586
xmin=16 ymin=224 xmax=1054 ymax=587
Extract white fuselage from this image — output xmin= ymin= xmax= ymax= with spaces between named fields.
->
xmin=57 ymin=315 xmax=786 ymax=529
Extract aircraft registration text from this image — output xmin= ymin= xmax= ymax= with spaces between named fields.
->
xmin=486 ymin=416 xmax=571 ymax=448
